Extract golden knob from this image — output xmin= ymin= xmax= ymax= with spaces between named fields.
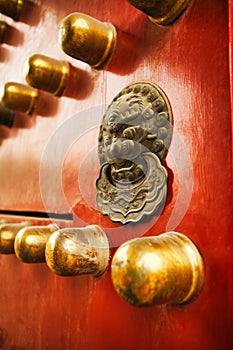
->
xmin=24 ymin=54 xmax=70 ymax=97
xmin=0 ymin=0 xmax=24 ymax=21
xmin=0 ymin=222 xmax=29 ymax=254
xmin=111 ymin=232 xmax=204 ymax=307
xmin=0 ymin=104 xmax=15 ymax=128
xmin=0 ymin=21 xmax=7 ymax=43
xmin=0 ymin=82 xmax=38 ymax=115
xmin=45 ymin=225 xmax=110 ymax=277
xmin=59 ymin=12 xmax=116 ymax=69
xmin=14 ymin=224 xmax=59 ymax=263
xmin=126 ymin=0 xmax=190 ymax=25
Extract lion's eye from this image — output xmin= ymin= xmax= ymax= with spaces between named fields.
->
xmin=109 ymin=113 xmax=118 ymax=123
xmin=104 ymin=138 xmax=111 ymax=147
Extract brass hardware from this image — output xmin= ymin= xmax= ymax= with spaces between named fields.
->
xmin=96 ymin=82 xmax=173 ymax=224
xmin=59 ymin=12 xmax=116 ymax=69
xmin=14 ymin=224 xmax=59 ymax=263
xmin=126 ymin=0 xmax=190 ymax=25
xmin=0 ymin=0 xmax=24 ymax=21
xmin=0 ymin=104 xmax=15 ymax=128
xmin=0 ymin=21 xmax=7 ymax=43
xmin=0 ymin=222 xmax=29 ymax=254
xmin=111 ymin=232 xmax=204 ymax=307
xmin=45 ymin=225 xmax=110 ymax=277
xmin=0 ymin=82 xmax=38 ymax=115
xmin=24 ymin=54 xmax=70 ymax=97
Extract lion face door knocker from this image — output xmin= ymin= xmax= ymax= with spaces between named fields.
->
xmin=96 ymin=82 xmax=173 ymax=224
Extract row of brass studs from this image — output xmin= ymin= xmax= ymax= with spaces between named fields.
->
xmin=0 ymin=12 xmax=117 ymax=119
xmin=0 ymin=221 xmax=204 ymax=307
xmin=0 ymin=0 xmax=190 ymax=25
xmin=0 ymin=1 xmax=191 ymax=125
xmin=0 ymin=0 xmax=24 ymax=126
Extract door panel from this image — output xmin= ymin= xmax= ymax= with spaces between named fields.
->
xmin=0 ymin=0 xmax=232 ymax=349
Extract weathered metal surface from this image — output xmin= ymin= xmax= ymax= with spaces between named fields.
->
xmin=24 ymin=54 xmax=70 ymax=97
xmin=111 ymin=231 xmax=204 ymax=307
xmin=45 ymin=225 xmax=110 ymax=277
xmin=14 ymin=224 xmax=59 ymax=263
xmin=0 ymin=82 xmax=38 ymax=115
xmin=59 ymin=12 xmax=116 ymax=69
xmin=0 ymin=222 xmax=28 ymax=254
xmin=96 ymin=82 xmax=172 ymax=223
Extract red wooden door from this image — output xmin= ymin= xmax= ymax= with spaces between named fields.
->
xmin=0 ymin=0 xmax=232 ymax=349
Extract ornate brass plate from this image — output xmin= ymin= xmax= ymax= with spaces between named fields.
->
xmin=96 ymin=82 xmax=173 ymax=224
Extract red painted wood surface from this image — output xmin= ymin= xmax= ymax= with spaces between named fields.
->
xmin=0 ymin=0 xmax=232 ymax=349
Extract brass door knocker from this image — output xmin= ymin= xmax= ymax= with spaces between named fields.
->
xmin=96 ymin=82 xmax=173 ymax=224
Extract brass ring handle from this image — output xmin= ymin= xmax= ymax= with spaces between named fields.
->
xmin=111 ymin=232 xmax=204 ymax=307
xmin=126 ymin=0 xmax=191 ymax=25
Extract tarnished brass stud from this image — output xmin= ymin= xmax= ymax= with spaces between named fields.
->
xmin=24 ymin=54 xmax=70 ymax=97
xmin=126 ymin=0 xmax=190 ymax=25
xmin=0 ymin=104 xmax=15 ymax=128
xmin=111 ymin=232 xmax=204 ymax=307
xmin=0 ymin=222 xmax=29 ymax=254
xmin=0 ymin=82 xmax=38 ymax=115
xmin=0 ymin=0 xmax=24 ymax=21
xmin=59 ymin=12 xmax=116 ymax=69
xmin=0 ymin=21 xmax=7 ymax=43
xmin=45 ymin=225 xmax=110 ymax=277
xmin=14 ymin=224 xmax=59 ymax=263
